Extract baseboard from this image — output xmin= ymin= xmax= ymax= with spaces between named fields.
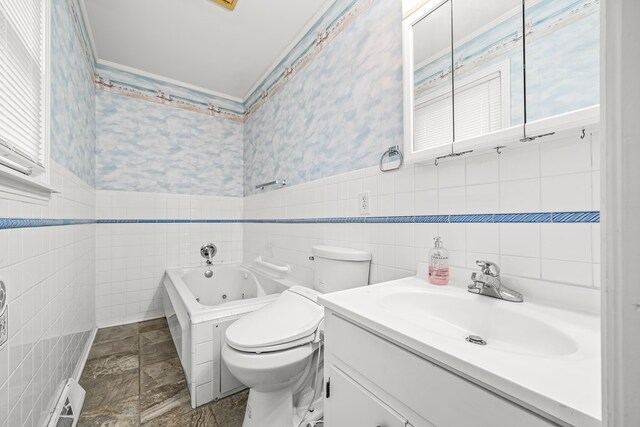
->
xmin=72 ymin=327 xmax=97 ymax=381
xmin=96 ymin=311 xmax=165 ymax=329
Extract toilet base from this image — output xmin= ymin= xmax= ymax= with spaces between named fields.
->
xmin=243 ymin=388 xmax=293 ymax=427
xmin=241 ymin=387 xmax=324 ymax=427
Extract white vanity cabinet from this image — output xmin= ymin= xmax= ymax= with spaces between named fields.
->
xmin=323 ymin=309 xmax=559 ymax=427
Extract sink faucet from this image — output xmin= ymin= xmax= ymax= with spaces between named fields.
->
xmin=468 ymin=260 xmax=523 ymax=303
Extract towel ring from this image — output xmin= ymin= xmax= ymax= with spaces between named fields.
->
xmin=379 ymin=145 xmax=404 ymax=172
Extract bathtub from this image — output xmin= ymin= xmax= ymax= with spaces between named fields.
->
xmin=163 ymin=264 xmax=289 ymax=408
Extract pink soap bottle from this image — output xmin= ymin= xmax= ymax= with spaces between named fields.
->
xmin=428 ymin=237 xmax=449 ymax=285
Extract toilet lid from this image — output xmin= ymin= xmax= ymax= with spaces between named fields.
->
xmin=225 ymin=287 xmax=323 ymax=353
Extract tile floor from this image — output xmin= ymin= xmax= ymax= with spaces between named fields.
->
xmin=78 ymin=318 xmax=248 ymax=426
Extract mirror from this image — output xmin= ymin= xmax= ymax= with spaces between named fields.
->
xmin=524 ymin=0 xmax=600 ymax=123
xmin=412 ymin=1 xmax=453 ymax=154
xmin=452 ymin=0 xmax=524 ymax=142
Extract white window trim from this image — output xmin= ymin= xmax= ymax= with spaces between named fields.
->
xmin=0 ymin=0 xmax=56 ymax=203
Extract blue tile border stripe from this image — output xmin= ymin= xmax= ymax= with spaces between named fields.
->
xmin=0 ymin=211 xmax=600 ymax=230
xmin=0 ymin=218 xmax=95 ymax=229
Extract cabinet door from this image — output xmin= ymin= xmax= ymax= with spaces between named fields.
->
xmin=524 ymin=0 xmax=600 ymax=125
xmin=325 ymin=365 xmax=408 ymax=427
xmin=405 ymin=0 xmax=454 ymax=163
xmin=452 ymin=0 xmax=524 ymax=145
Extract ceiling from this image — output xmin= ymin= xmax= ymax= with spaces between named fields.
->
xmin=81 ymin=0 xmax=332 ymax=99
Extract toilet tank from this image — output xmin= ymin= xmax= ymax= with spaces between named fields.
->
xmin=312 ymin=246 xmax=371 ymax=293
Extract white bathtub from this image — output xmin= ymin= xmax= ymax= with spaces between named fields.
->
xmin=163 ymin=264 xmax=289 ymax=408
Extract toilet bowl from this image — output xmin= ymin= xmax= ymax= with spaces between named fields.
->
xmin=222 ymin=246 xmax=371 ymax=427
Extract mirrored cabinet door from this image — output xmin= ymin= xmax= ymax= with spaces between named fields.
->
xmin=452 ymin=0 xmax=524 ymax=142
xmin=412 ymin=1 xmax=453 ymax=156
xmin=524 ymin=0 xmax=600 ymax=124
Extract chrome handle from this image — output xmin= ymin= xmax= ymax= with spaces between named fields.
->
xmin=201 ymin=243 xmax=217 ymax=260
xmin=476 ymin=260 xmax=500 ymax=277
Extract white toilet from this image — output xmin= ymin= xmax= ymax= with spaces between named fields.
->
xmin=222 ymin=246 xmax=371 ymax=427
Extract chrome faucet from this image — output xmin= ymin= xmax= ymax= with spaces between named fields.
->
xmin=201 ymin=243 xmax=217 ymax=278
xmin=468 ymin=260 xmax=523 ymax=303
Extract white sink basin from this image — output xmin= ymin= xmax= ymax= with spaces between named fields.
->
xmin=378 ymin=289 xmax=578 ymax=357
xmin=319 ymin=276 xmax=601 ymax=427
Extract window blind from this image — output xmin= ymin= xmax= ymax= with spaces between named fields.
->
xmin=0 ymin=0 xmax=45 ymax=176
xmin=413 ymin=69 xmax=504 ymax=153
xmin=454 ymin=72 xmax=502 ymax=141
xmin=414 ymin=94 xmax=453 ymax=152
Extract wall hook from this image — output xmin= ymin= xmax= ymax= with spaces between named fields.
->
xmin=496 ymin=146 xmax=505 ymax=155
xmin=434 ymin=158 xmax=439 ymax=167
xmin=580 ymin=128 xmax=586 ymax=139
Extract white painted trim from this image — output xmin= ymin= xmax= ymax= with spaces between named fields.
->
xmin=77 ymin=0 xmax=100 ymax=61
xmin=43 ymin=0 xmax=51 ymax=186
xmin=403 ymin=0 xmax=453 ymax=164
xmin=241 ymin=0 xmax=336 ymax=101
xmin=96 ymin=59 xmax=245 ymax=104
xmin=72 ymin=327 xmax=97 ymax=380
xmin=602 ymin=0 xmax=640 ymax=425
xmin=95 ymin=311 xmax=165 ymax=329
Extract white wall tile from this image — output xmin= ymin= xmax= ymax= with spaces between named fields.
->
xmin=500 ymin=179 xmax=541 ymax=213
xmin=499 ymin=255 xmax=541 ymax=279
xmin=541 ymin=173 xmax=592 ymax=211
xmin=414 ymin=165 xmax=438 ymax=191
xmin=499 ymin=224 xmax=540 ymax=258
xmin=540 ymin=137 xmax=592 ymax=177
xmin=466 ymin=153 xmax=499 ymax=185
xmin=0 ymin=162 xmax=95 ymax=427
xmin=499 ymin=144 xmax=540 ymax=181
xmin=541 ymin=259 xmax=593 ymax=286
xmin=439 ymin=187 xmax=466 ymax=214
xmin=242 ymin=142 xmax=600 ymax=309
xmin=466 ymin=224 xmax=499 ymax=254
xmin=466 ymin=183 xmax=500 ymax=214
xmin=414 ymin=190 xmax=438 ymax=215
xmin=541 ymin=223 xmax=592 ymax=262
xmin=438 ymin=161 xmax=466 ymax=188
xmin=95 ymin=192 xmax=243 ymax=326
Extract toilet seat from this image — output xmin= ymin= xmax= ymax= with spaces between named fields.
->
xmin=226 ymin=286 xmax=323 ymax=353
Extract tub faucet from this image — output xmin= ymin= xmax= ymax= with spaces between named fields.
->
xmin=468 ymin=260 xmax=523 ymax=302
xmin=201 ymin=243 xmax=217 ymax=278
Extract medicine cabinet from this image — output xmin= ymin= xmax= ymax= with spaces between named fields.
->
xmin=402 ymin=0 xmax=601 ymax=164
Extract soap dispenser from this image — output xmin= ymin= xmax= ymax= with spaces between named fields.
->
xmin=428 ymin=237 xmax=449 ymax=285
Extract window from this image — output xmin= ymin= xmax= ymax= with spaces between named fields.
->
xmin=0 ymin=0 xmax=48 ymax=178
xmin=413 ymin=60 xmax=510 ymax=152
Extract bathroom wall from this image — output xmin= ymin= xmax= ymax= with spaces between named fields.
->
xmin=243 ymin=0 xmax=403 ymax=195
xmin=244 ymin=134 xmax=600 ymax=305
xmin=50 ymin=0 xmax=97 ymax=187
xmin=94 ymin=192 xmax=242 ymax=327
xmin=0 ymin=0 xmax=97 ymax=425
xmin=242 ymin=0 xmax=600 ymax=307
xmin=94 ymin=68 xmax=244 ymax=326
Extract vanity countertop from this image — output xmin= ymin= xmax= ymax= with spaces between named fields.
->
xmin=319 ymin=276 xmax=601 ymax=427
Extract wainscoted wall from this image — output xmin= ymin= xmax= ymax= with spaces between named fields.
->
xmin=50 ymin=0 xmax=96 ymax=187
xmin=244 ymin=133 xmax=600 ymax=308
xmin=0 ymin=162 xmax=96 ymax=427
xmin=243 ymin=0 xmax=403 ymax=196
xmin=94 ymin=66 xmax=245 ymax=326
xmin=94 ymin=191 xmax=243 ymax=327
xmin=0 ymin=0 xmax=98 ymax=425
xmin=95 ymin=91 xmax=244 ymax=197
